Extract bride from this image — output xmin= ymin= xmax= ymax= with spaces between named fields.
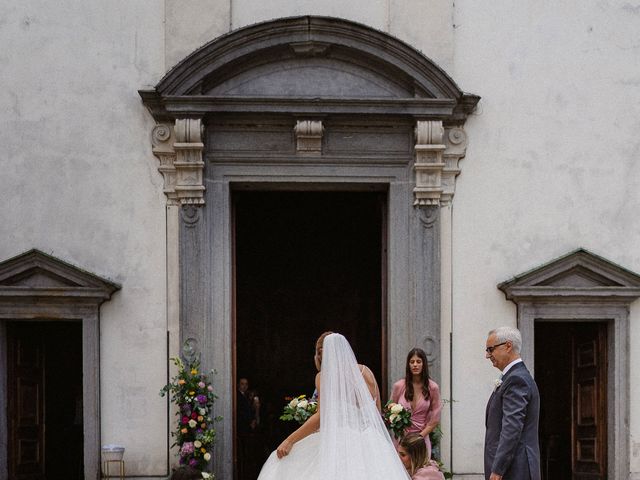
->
xmin=257 ymin=332 xmax=410 ymax=480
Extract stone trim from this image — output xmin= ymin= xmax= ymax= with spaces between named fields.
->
xmin=151 ymin=119 xmax=206 ymax=206
xmin=294 ymin=120 xmax=324 ymax=155
xmin=0 ymin=249 xmax=120 ymax=480
xmin=140 ymin=93 xmax=461 ymax=118
xmin=413 ymin=120 xmax=445 ymax=206
xmin=441 ymin=127 xmax=468 ymax=206
xmin=153 ymin=16 xmax=476 ymax=105
xmin=413 ymin=122 xmax=468 ymax=207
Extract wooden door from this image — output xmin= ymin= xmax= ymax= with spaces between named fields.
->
xmin=572 ymin=323 xmax=607 ymax=479
xmin=7 ymin=324 xmax=46 ymax=480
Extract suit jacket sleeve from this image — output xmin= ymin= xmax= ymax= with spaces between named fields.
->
xmin=492 ymin=374 xmax=531 ymax=476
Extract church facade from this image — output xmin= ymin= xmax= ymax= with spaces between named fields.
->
xmin=1 ymin=2 xmax=639 ymax=479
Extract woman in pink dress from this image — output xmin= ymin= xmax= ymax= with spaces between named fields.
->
xmin=390 ymin=348 xmax=442 ymax=459
xmin=397 ymin=434 xmax=444 ymax=480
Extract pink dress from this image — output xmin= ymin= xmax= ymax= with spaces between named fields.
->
xmin=412 ymin=462 xmax=444 ymax=480
xmin=390 ymin=379 xmax=442 ymax=459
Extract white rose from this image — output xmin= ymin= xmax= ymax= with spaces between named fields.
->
xmin=201 ymin=472 xmax=211 ymax=479
xmin=389 ymin=413 xmax=398 ymax=423
xmin=204 ymin=452 xmax=211 ymax=461
xmin=188 ymin=419 xmax=197 ymax=428
xmin=194 ymin=440 xmax=202 ymax=448
xmin=297 ymin=400 xmax=308 ymax=409
xmin=199 ymin=408 xmax=207 ymax=415
xmin=289 ymin=398 xmax=299 ymax=408
xmin=391 ymin=404 xmax=403 ymax=414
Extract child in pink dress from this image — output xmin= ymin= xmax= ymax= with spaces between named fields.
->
xmin=390 ymin=348 xmax=442 ymax=459
xmin=397 ymin=433 xmax=444 ymax=480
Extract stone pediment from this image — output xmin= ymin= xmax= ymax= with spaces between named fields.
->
xmin=498 ymin=249 xmax=640 ymax=303
xmin=0 ymin=249 xmax=120 ymax=303
xmin=140 ymin=16 xmax=480 ymax=121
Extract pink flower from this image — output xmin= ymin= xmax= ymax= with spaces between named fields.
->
xmin=198 ymin=382 xmax=206 ymax=388
xmin=181 ymin=416 xmax=189 ymax=425
xmin=207 ymin=385 xmax=213 ymax=392
xmin=180 ymin=442 xmax=195 ymax=457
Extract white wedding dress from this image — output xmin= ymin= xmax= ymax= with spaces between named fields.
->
xmin=257 ymin=334 xmax=410 ymax=480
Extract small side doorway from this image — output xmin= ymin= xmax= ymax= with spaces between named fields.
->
xmin=7 ymin=321 xmax=84 ymax=480
xmin=535 ymin=321 xmax=608 ymax=480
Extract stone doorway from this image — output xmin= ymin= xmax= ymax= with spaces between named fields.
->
xmin=7 ymin=321 xmax=84 ymax=480
xmin=233 ymin=190 xmax=386 ymax=480
xmin=535 ymin=321 xmax=608 ymax=480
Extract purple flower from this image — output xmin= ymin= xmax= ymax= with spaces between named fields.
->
xmin=197 ymin=394 xmax=207 ymax=404
xmin=180 ymin=442 xmax=195 ymax=456
xmin=189 ymin=458 xmax=198 ymax=468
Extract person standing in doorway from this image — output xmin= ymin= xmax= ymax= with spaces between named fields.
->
xmin=390 ymin=348 xmax=442 ymax=459
xmin=484 ymin=327 xmax=541 ymax=480
xmin=237 ymin=377 xmax=256 ymax=433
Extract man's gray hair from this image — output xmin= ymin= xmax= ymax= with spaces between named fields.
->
xmin=488 ymin=326 xmax=522 ymax=354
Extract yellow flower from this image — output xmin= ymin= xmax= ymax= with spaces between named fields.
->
xmin=201 ymin=447 xmax=206 ymax=453
xmin=189 ymin=391 xmax=195 ymax=396
xmin=191 ymin=369 xmax=198 ymax=375
xmin=178 ymin=379 xmax=186 ymax=385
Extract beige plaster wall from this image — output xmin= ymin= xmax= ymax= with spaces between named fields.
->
xmin=3 ymin=0 xmax=639 ymax=477
xmin=450 ymin=0 xmax=640 ymax=476
xmin=0 ymin=0 xmax=169 ymax=476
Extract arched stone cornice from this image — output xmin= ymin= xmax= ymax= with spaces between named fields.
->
xmin=140 ymin=16 xmax=479 ymax=122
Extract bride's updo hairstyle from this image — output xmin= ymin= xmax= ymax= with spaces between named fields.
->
xmin=314 ymin=331 xmax=334 ymax=370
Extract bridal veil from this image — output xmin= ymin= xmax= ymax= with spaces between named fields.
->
xmin=319 ymin=333 xmax=410 ymax=479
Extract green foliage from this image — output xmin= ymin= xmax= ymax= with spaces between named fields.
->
xmin=160 ymin=357 xmax=221 ymax=476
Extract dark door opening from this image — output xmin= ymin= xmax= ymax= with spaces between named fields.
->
xmin=233 ymin=190 xmax=386 ymax=480
xmin=7 ymin=321 xmax=83 ymax=480
xmin=535 ymin=321 xmax=607 ymax=480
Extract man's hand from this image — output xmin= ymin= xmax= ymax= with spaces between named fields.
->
xmin=276 ymin=439 xmax=293 ymax=459
xmin=489 ymin=473 xmax=502 ymax=480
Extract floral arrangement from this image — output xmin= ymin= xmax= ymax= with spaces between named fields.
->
xmin=279 ymin=394 xmax=318 ymax=425
xmin=160 ymin=357 xmax=220 ymax=478
xmin=383 ymin=401 xmax=412 ymax=439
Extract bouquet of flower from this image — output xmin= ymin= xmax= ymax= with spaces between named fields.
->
xmin=160 ymin=357 xmax=220 ymax=478
xmin=383 ymin=401 xmax=412 ymax=439
xmin=279 ymin=395 xmax=318 ymax=425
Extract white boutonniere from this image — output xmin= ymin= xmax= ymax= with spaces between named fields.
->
xmin=493 ymin=378 xmax=503 ymax=391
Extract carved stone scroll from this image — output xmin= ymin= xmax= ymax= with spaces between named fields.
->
xmin=151 ymin=123 xmax=178 ymax=205
xmin=294 ymin=120 xmax=324 ymax=155
xmin=151 ymin=118 xmax=205 ymax=206
xmin=441 ymin=127 xmax=468 ymax=206
xmin=413 ymin=121 xmax=446 ymax=206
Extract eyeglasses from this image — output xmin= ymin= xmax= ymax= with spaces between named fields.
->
xmin=485 ymin=342 xmax=507 ymax=354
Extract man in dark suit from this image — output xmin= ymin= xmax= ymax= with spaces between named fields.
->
xmin=237 ymin=377 xmax=255 ymax=433
xmin=484 ymin=327 xmax=541 ymax=480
